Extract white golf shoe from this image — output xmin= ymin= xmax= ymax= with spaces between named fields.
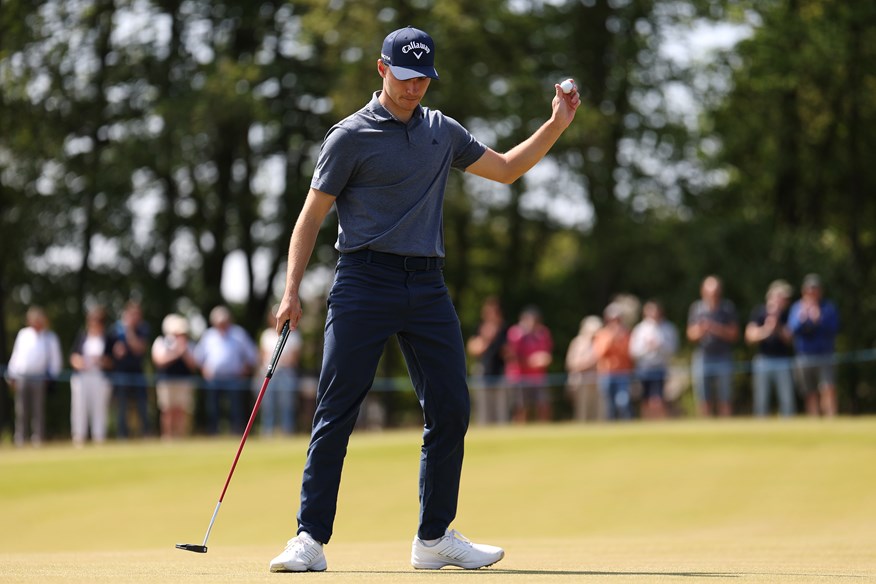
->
xmin=411 ymin=529 xmax=504 ymax=570
xmin=269 ymin=532 xmax=327 ymax=572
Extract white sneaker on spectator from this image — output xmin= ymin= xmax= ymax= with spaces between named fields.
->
xmin=411 ymin=529 xmax=504 ymax=570
xmin=269 ymin=532 xmax=327 ymax=572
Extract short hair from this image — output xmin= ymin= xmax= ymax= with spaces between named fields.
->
xmin=26 ymin=306 xmax=47 ymax=325
xmin=209 ymin=305 xmax=232 ymax=325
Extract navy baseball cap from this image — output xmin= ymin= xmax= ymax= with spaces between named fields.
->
xmin=381 ymin=26 xmax=439 ymax=80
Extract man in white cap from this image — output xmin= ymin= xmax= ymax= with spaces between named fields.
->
xmin=271 ymin=25 xmax=580 ymax=572
xmin=151 ymin=314 xmax=197 ymax=439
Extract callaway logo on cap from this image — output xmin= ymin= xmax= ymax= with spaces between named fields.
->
xmin=381 ymin=26 xmax=439 ymax=80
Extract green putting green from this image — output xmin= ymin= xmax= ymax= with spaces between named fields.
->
xmin=1 ymin=419 xmax=874 ymax=583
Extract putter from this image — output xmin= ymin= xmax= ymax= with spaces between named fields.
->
xmin=176 ymin=319 xmax=291 ymax=554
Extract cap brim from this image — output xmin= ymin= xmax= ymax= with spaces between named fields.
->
xmin=389 ymin=65 xmax=439 ymax=80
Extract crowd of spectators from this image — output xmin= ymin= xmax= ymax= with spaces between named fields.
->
xmin=469 ymin=273 xmax=841 ymax=424
xmin=0 ymin=272 xmax=844 ymax=445
xmin=3 ymin=302 xmax=301 ymax=447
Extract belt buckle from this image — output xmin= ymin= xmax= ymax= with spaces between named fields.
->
xmin=403 ymin=256 xmax=417 ymax=271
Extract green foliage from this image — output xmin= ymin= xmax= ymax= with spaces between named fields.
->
xmin=701 ymin=0 xmax=876 ymax=409
xmin=2 ymin=0 xmax=875 ymax=412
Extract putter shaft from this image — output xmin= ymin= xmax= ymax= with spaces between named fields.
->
xmin=175 ymin=321 xmax=290 ymax=554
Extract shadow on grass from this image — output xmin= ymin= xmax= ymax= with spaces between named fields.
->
xmin=489 ymin=570 xmax=738 ymax=578
xmin=329 ymin=569 xmax=738 ymax=578
xmin=331 ymin=569 xmax=869 ymax=579
xmin=492 ymin=570 xmax=866 ymax=580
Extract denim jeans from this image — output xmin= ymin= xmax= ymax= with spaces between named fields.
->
xmin=598 ymin=372 xmax=632 ymax=420
xmin=204 ymin=377 xmax=250 ymax=435
xmin=297 ymin=253 xmax=470 ymax=544
xmin=261 ymin=366 xmax=298 ymax=435
xmin=691 ymin=351 xmax=734 ymax=406
xmin=752 ymin=355 xmax=795 ymax=417
xmin=112 ymin=374 xmax=150 ymax=438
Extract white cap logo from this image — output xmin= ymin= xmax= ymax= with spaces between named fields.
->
xmin=401 ymin=41 xmax=431 ymax=60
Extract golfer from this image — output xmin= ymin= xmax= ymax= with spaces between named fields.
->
xmin=271 ymin=25 xmax=579 ymax=572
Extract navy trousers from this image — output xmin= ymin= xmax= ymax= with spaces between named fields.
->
xmin=113 ymin=375 xmax=150 ymax=438
xmin=297 ymin=252 xmax=470 ymax=544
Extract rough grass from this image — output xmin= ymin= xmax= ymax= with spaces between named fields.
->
xmin=1 ymin=419 xmax=874 ymax=583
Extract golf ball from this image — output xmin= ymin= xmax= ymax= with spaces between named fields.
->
xmin=560 ymin=79 xmax=575 ymax=94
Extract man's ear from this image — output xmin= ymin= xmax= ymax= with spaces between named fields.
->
xmin=377 ymin=59 xmax=386 ymax=77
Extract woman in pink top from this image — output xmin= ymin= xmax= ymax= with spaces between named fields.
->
xmin=504 ymin=306 xmax=553 ymax=422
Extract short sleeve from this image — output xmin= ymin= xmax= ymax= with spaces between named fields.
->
xmin=311 ymin=126 xmax=357 ymax=197
xmin=445 ymin=116 xmax=487 ymax=171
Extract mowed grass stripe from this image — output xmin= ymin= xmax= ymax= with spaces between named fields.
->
xmin=0 ymin=419 xmax=874 ymax=582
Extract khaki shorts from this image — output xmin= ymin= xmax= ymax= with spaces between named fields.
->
xmin=794 ymin=354 xmax=836 ymax=394
xmin=156 ymin=379 xmax=195 ymax=413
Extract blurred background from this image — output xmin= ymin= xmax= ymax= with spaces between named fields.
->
xmin=2 ymin=0 xmax=875 ymax=440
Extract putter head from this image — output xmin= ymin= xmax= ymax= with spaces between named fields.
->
xmin=176 ymin=543 xmax=208 ymax=553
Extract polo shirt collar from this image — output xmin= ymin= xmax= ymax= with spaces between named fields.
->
xmin=367 ymin=91 xmax=424 ymax=124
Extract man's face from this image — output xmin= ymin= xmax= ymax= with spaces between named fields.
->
xmin=124 ymin=305 xmax=142 ymax=326
xmin=766 ymin=291 xmax=789 ymax=313
xmin=378 ymin=61 xmax=431 ymax=115
xmin=29 ymin=312 xmax=47 ymax=331
xmin=701 ymin=278 xmax=721 ymax=304
xmin=520 ymin=312 xmax=539 ymax=332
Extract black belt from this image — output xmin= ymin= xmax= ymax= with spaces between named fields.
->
xmin=344 ymin=249 xmax=445 ymax=271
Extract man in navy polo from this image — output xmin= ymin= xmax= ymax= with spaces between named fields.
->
xmin=270 ymin=26 xmax=579 ymax=572
xmin=789 ymin=273 xmax=840 ymax=416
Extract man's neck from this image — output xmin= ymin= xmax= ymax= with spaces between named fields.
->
xmin=378 ymin=91 xmax=414 ymax=123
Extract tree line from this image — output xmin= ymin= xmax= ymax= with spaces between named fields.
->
xmin=2 ymin=0 xmax=875 ymax=412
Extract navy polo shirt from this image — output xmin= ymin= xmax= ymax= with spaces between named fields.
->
xmin=311 ymin=91 xmax=487 ymax=257
xmin=748 ymin=305 xmax=794 ymax=358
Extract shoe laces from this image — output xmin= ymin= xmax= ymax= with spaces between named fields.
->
xmin=446 ymin=529 xmax=472 ymax=547
xmin=284 ymin=534 xmax=316 ymax=552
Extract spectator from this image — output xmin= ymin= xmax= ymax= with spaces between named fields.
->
xmin=0 ymin=379 xmax=10 ymax=443
xmin=110 ymin=301 xmax=152 ymax=438
xmin=745 ymin=280 xmax=796 ymax=418
xmin=194 ymin=305 xmax=258 ymax=435
xmin=593 ymin=303 xmax=634 ymax=420
xmin=466 ymin=296 xmax=509 ymax=425
xmin=630 ymin=300 xmax=678 ymax=419
xmin=151 ymin=314 xmax=198 ymax=440
xmin=789 ymin=274 xmax=839 ymax=417
xmin=259 ymin=309 xmax=303 ymax=436
xmin=564 ymin=315 xmax=603 ymax=422
xmin=6 ymin=306 xmax=63 ymax=447
xmin=687 ymin=275 xmax=739 ymax=417
xmin=612 ymin=293 xmax=642 ymax=331
xmin=504 ymin=306 xmax=554 ymax=422
xmin=69 ymin=306 xmax=113 ymax=445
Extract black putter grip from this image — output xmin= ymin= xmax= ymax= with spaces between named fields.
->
xmin=265 ymin=320 xmax=291 ymax=379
